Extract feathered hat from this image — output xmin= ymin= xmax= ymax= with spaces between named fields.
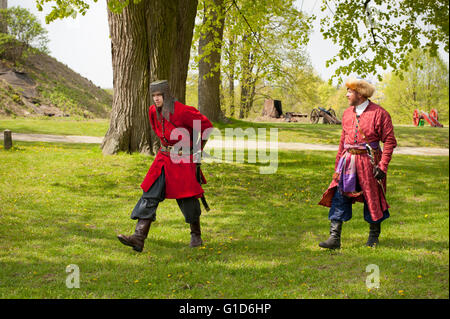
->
xmin=345 ymin=76 xmax=375 ymax=98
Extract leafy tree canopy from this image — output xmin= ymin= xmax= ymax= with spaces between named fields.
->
xmin=0 ymin=6 xmax=50 ymax=61
xmin=34 ymin=0 xmax=144 ymax=23
xmin=320 ymin=0 xmax=449 ymax=82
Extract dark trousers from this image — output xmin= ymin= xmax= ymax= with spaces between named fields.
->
xmin=328 ymin=187 xmax=390 ymax=224
xmin=130 ymin=168 xmax=201 ymax=224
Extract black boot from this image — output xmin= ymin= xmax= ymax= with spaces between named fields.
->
xmin=189 ymin=220 xmax=203 ymax=247
xmin=117 ymin=219 xmax=152 ymax=252
xmin=366 ymin=223 xmax=381 ymax=247
xmin=319 ymin=220 xmax=343 ymax=249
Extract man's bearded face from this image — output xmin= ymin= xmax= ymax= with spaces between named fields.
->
xmin=346 ymin=88 xmax=363 ymax=106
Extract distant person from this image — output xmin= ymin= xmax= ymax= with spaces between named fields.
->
xmin=117 ymin=80 xmax=213 ymax=252
xmin=318 ymin=77 xmax=397 ymax=249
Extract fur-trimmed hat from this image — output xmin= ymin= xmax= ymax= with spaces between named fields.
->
xmin=345 ymin=77 xmax=375 ymax=98
xmin=150 ymin=80 xmax=175 ymax=121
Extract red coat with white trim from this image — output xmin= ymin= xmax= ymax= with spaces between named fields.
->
xmin=140 ymin=101 xmax=213 ymax=199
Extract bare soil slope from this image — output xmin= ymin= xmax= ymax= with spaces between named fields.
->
xmin=0 ymin=51 xmax=112 ymax=118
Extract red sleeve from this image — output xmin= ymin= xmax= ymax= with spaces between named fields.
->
xmin=182 ymin=105 xmax=213 ymax=138
xmin=335 ymin=128 xmax=345 ymax=170
xmin=377 ymin=109 xmax=397 ymax=173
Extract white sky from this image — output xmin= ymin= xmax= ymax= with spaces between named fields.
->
xmin=8 ymin=0 xmax=448 ymax=88
xmin=10 ymin=0 xmax=112 ymax=88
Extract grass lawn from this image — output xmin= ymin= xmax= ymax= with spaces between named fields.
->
xmin=0 ymin=117 xmax=109 ymax=137
xmin=0 ymin=117 xmax=448 ymax=148
xmin=0 ymin=141 xmax=448 ymax=298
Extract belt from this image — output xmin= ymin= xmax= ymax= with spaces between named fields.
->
xmin=160 ymin=145 xmax=192 ymax=156
xmin=348 ymin=148 xmax=367 ymax=155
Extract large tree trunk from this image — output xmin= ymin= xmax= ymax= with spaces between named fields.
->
xmin=102 ymin=1 xmax=153 ymax=155
xmin=0 ymin=0 xmax=7 ymax=34
xmin=148 ymin=0 xmax=197 ymax=103
xmin=198 ymin=0 xmax=225 ymax=122
xmin=102 ymin=0 xmax=198 ymax=155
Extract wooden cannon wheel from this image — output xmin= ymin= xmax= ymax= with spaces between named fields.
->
xmin=413 ymin=109 xmax=420 ymax=126
xmin=430 ymin=108 xmax=438 ymax=120
xmin=327 ymin=108 xmax=336 ymax=118
xmin=310 ymin=108 xmax=320 ymax=124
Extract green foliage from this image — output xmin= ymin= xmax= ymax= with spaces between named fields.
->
xmin=40 ymin=84 xmax=98 ymax=118
xmin=34 ymin=0 xmax=145 ymax=23
xmin=0 ymin=6 xmax=49 ymax=61
xmin=208 ymin=0 xmax=313 ymax=118
xmin=380 ymin=49 xmax=449 ymax=124
xmin=320 ymin=0 xmax=449 ymax=82
xmin=321 ymin=84 xmax=348 ymax=118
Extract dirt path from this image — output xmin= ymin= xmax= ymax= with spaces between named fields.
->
xmin=3 ymin=132 xmax=449 ymax=156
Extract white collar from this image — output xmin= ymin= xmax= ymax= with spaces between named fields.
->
xmin=355 ymin=100 xmax=369 ymax=115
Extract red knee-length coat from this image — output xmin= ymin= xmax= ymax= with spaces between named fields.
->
xmin=318 ymin=101 xmax=397 ymax=221
xmin=140 ymin=101 xmax=213 ymax=199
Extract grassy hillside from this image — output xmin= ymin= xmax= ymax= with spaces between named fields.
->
xmin=0 ymin=49 xmax=112 ymax=119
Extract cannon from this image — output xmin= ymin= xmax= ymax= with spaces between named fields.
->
xmin=310 ymin=107 xmax=341 ymax=124
xmin=284 ymin=111 xmax=308 ymax=122
xmin=413 ymin=109 xmax=443 ymax=127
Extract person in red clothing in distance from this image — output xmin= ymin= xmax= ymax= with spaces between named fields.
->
xmin=318 ymin=76 xmax=397 ymax=249
xmin=117 ymin=80 xmax=213 ymax=252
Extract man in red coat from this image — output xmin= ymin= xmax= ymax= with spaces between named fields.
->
xmin=117 ymin=80 xmax=213 ymax=252
xmin=318 ymin=77 xmax=397 ymax=249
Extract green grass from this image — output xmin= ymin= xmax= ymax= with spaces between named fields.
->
xmin=1 ymin=117 xmax=447 ymax=148
xmin=214 ymin=119 xmax=449 ymax=148
xmin=0 ymin=141 xmax=448 ymax=298
xmin=0 ymin=117 xmax=109 ymax=137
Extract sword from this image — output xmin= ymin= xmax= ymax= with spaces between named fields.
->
xmin=196 ymin=164 xmax=210 ymax=212
xmin=365 ymin=144 xmax=386 ymax=198
xmin=193 ymin=131 xmax=210 ymax=212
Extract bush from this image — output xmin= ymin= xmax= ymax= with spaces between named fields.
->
xmin=0 ymin=6 xmax=49 ymax=62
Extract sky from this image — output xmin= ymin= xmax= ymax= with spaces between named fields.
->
xmin=8 ymin=0 xmax=448 ymax=89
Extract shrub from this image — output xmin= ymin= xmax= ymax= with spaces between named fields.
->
xmin=0 ymin=6 xmax=50 ymax=62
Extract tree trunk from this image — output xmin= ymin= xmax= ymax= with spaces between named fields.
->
xmin=147 ymin=0 xmax=197 ymax=103
xmin=228 ymin=37 xmax=235 ymax=117
xmin=102 ymin=0 xmax=152 ymax=155
xmin=0 ymin=0 xmax=7 ymax=34
xmin=239 ymin=35 xmax=253 ymax=119
xmin=102 ymin=0 xmax=198 ymax=155
xmin=198 ymin=0 xmax=225 ymax=122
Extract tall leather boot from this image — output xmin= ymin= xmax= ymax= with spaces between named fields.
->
xmin=366 ymin=223 xmax=381 ymax=247
xmin=117 ymin=219 xmax=152 ymax=252
xmin=319 ymin=220 xmax=343 ymax=249
xmin=189 ymin=220 xmax=203 ymax=247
